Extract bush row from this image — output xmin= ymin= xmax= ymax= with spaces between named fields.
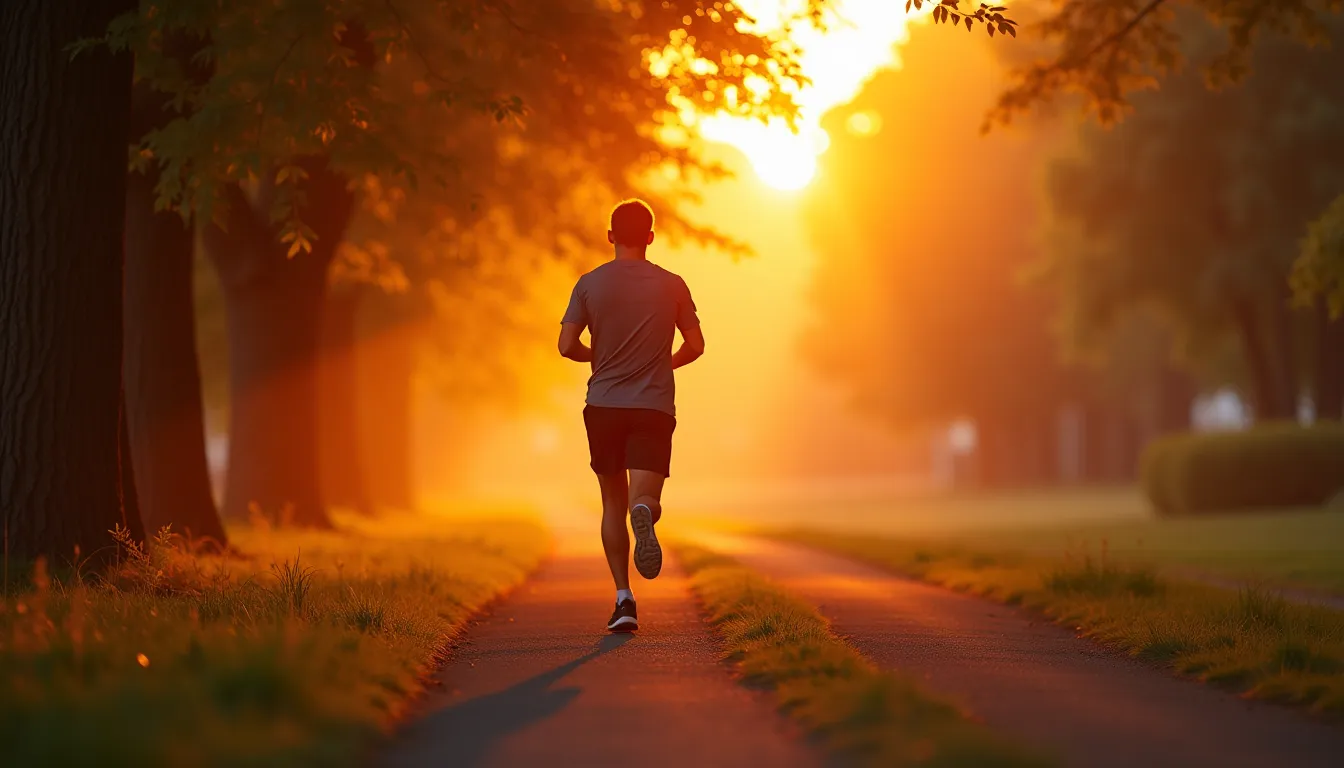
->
xmin=1141 ymin=423 xmax=1344 ymax=516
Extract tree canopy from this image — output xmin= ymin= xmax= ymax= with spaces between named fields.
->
xmin=1038 ymin=15 xmax=1344 ymax=417
xmin=94 ymin=0 xmax=815 ymax=253
xmin=1293 ymin=193 xmax=1344 ymax=319
xmin=989 ymin=0 xmax=1342 ymax=129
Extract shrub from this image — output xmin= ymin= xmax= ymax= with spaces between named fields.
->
xmin=1140 ymin=424 xmax=1344 ymax=516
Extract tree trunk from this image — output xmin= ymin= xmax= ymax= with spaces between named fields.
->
xmin=1263 ymin=290 xmax=1300 ymax=421
xmin=0 ymin=0 xmax=138 ymax=565
xmin=1154 ymin=365 xmax=1195 ymax=435
xmin=123 ymin=88 xmax=228 ymax=548
xmin=118 ymin=385 xmax=147 ymax=543
xmin=362 ymin=321 xmax=417 ymax=510
xmin=203 ymin=165 xmax=354 ymax=528
xmin=1315 ymin=303 xmax=1344 ymax=421
xmin=1230 ymin=297 xmax=1294 ymax=421
xmin=320 ymin=288 xmax=373 ymax=513
xmin=214 ymin=241 xmax=331 ymax=527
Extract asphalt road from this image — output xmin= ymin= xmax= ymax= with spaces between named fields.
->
xmin=699 ymin=532 xmax=1344 ymax=768
xmin=377 ymin=532 xmax=822 ymax=768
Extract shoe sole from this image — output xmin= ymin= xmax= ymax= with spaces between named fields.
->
xmin=630 ymin=504 xmax=662 ymax=579
xmin=608 ymin=616 xmax=638 ymax=632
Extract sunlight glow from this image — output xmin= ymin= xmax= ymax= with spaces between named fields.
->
xmin=697 ymin=1 xmax=928 ymax=189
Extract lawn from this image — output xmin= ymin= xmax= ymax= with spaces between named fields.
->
xmin=0 ymin=508 xmax=549 ymax=767
xmin=770 ymin=526 xmax=1344 ymax=716
xmin=675 ymin=542 xmax=1048 ymax=767
xmin=948 ymin=505 xmax=1344 ymax=596
xmin=693 ymin=484 xmax=1344 ymax=595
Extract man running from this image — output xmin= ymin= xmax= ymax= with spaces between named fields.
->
xmin=558 ymin=198 xmax=705 ymax=633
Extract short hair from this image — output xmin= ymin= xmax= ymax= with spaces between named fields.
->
xmin=610 ymin=198 xmax=655 ymax=247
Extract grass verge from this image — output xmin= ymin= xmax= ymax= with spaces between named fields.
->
xmin=942 ymin=506 xmax=1344 ymax=596
xmin=675 ymin=542 xmax=1048 ymax=767
xmin=686 ymin=489 xmax=1344 ymax=595
xmin=0 ymin=509 xmax=549 ymax=767
xmin=770 ymin=529 xmax=1344 ymax=716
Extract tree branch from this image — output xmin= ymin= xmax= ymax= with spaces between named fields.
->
xmin=1060 ymin=0 xmax=1169 ymax=70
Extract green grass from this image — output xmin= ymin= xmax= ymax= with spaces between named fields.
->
xmin=675 ymin=542 xmax=1049 ymax=767
xmin=0 ymin=508 xmax=550 ymax=767
xmin=770 ymin=529 xmax=1344 ymax=715
xmin=690 ymin=485 xmax=1344 ymax=595
xmin=948 ymin=506 xmax=1344 ymax=596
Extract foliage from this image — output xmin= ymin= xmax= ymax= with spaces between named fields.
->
xmin=1139 ymin=425 xmax=1344 ymax=516
xmin=773 ymin=528 xmax=1344 ymax=714
xmin=1036 ymin=16 xmax=1344 ymax=411
xmin=1292 ymin=193 xmax=1344 ymax=318
xmin=989 ymin=0 xmax=1344 ymax=129
xmin=0 ymin=510 xmax=548 ymax=765
xmin=914 ymin=0 xmax=1018 ymax=37
xmin=676 ymin=542 xmax=1046 ymax=767
xmin=86 ymin=0 xmax=813 ymax=249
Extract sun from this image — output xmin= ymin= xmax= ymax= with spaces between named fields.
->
xmin=690 ymin=0 xmax=929 ymax=190
xmin=698 ymin=116 xmax=828 ymax=191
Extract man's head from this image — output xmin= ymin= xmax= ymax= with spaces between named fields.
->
xmin=608 ymin=198 xmax=655 ymax=251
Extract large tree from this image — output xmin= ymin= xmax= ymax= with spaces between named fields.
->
xmin=125 ymin=52 xmax=228 ymax=546
xmin=989 ymin=0 xmax=1341 ymax=128
xmin=0 ymin=0 xmax=143 ymax=564
xmin=1039 ymin=17 xmax=1344 ymax=421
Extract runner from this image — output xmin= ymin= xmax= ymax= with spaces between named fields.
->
xmin=558 ymin=198 xmax=706 ymax=632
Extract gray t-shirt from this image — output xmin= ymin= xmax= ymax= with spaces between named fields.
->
xmin=561 ymin=259 xmax=699 ymax=417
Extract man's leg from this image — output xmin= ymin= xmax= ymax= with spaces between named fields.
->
xmin=626 ymin=409 xmax=674 ymax=580
xmin=628 ymin=470 xmax=666 ymax=523
xmin=628 ymin=469 xmax=665 ymax=579
xmin=597 ymin=471 xmax=631 ymax=591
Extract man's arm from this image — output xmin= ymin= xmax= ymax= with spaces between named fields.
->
xmin=558 ymin=322 xmax=593 ymax=363
xmin=671 ymin=323 xmax=705 ymax=370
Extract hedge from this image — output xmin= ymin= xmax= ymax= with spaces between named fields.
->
xmin=1140 ymin=423 xmax=1344 ymax=516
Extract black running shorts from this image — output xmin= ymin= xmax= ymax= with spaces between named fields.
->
xmin=582 ymin=405 xmax=677 ymax=477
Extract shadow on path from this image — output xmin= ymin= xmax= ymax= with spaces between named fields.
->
xmin=389 ymin=633 xmax=634 ymax=767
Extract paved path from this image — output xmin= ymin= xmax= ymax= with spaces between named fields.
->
xmin=378 ymin=530 xmax=822 ymax=768
xmin=700 ymin=532 xmax=1344 ymax=768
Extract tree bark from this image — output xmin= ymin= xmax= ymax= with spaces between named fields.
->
xmin=203 ymin=165 xmax=354 ymax=528
xmin=123 ymin=86 xmax=229 ymax=548
xmin=320 ymin=288 xmax=373 ymax=513
xmin=1314 ymin=303 xmax=1344 ymax=421
xmin=0 ymin=0 xmax=138 ymax=565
